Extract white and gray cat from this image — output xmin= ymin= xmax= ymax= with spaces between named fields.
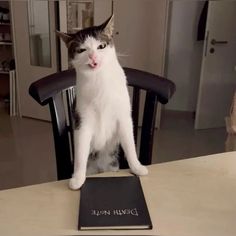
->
xmin=57 ymin=15 xmax=148 ymax=190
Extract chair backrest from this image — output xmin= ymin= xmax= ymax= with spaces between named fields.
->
xmin=29 ymin=68 xmax=175 ymax=180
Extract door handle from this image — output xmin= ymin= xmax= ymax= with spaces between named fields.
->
xmin=211 ymin=39 xmax=228 ymax=45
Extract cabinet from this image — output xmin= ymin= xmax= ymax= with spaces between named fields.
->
xmin=0 ymin=1 xmax=16 ymax=115
xmin=11 ymin=1 xmax=58 ymax=120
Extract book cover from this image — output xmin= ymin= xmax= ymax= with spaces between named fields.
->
xmin=78 ymin=176 xmax=153 ymax=230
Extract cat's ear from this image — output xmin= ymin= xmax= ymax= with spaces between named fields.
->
xmin=100 ymin=14 xmax=114 ymax=39
xmin=56 ymin=31 xmax=73 ymax=46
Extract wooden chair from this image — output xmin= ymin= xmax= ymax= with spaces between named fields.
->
xmin=29 ymin=68 xmax=176 ymax=180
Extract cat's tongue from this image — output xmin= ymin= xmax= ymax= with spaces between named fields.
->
xmin=88 ymin=61 xmax=98 ymax=69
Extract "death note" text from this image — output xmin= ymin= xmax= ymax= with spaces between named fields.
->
xmin=91 ymin=208 xmax=139 ymax=217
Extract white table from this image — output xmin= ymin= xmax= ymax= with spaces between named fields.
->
xmin=0 ymin=152 xmax=236 ymax=236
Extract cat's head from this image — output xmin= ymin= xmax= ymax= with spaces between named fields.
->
xmin=57 ymin=15 xmax=115 ymax=72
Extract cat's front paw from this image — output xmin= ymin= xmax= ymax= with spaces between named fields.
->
xmin=130 ymin=164 xmax=148 ymax=176
xmin=69 ymin=174 xmax=86 ymax=190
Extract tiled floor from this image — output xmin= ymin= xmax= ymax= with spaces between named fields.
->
xmin=153 ymin=110 xmax=227 ymax=163
xmin=0 ymin=107 xmax=228 ymax=190
xmin=0 ymin=107 xmax=56 ymax=190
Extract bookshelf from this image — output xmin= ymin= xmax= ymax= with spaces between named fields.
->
xmin=0 ymin=41 xmax=12 ymax=45
xmin=0 ymin=23 xmax=10 ymax=26
xmin=0 ymin=1 xmax=16 ymax=115
xmin=0 ymin=70 xmax=9 ymax=74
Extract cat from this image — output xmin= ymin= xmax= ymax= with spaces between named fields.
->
xmin=57 ymin=15 xmax=148 ymax=190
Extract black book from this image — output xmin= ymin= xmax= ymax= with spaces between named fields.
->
xmin=78 ymin=176 xmax=153 ymax=230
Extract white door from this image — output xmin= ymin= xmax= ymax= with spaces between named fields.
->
xmin=11 ymin=1 xmax=58 ymax=120
xmin=195 ymin=1 xmax=236 ymax=129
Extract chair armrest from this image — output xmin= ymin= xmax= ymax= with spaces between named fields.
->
xmin=29 ymin=69 xmax=76 ymax=105
xmin=124 ymin=67 xmax=176 ymax=104
xmin=29 ymin=67 xmax=175 ymax=106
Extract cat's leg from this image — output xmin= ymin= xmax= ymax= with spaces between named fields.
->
xmin=69 ymin=126 xmax=92 ymax=190
xmin=118 ymin=116 xmax=148 ymax=176
xmin=87 ymin=153 xmax=100 ymax=175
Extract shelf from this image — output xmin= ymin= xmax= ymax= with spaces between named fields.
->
xmin=0 ymin=70 xmax=9 ymax=75
xmin=0 ymin=23 xmax=10 ymax=26
xmin=0 ymin=41 xmax=12 ymax=45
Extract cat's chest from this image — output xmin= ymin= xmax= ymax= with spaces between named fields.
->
xmin=79 ymin=79 xmax=124 ymax=109
xmin=79 ymin=87 xmax=117 ymax=112
xmin=89 ymin=96 xmax=118 ymax=150
xmin=91 ymin=108 xmax=118 ymax=150
xmin=76 ymin=70 xmax=129 ymax=120
xmin=77 ymin=86 xmax=119 ymax=129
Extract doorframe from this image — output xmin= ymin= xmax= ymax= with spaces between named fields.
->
xmin=58 ymin=1 xmax=68 ymax=71
xmin=10 ymin=0 xmax=22 ymax=116
xmin=11 ymin=1 xmax=59 ymax=120
xmin=163 ymin=0 xmax=208 ymax=128
xmin=156 ymin=0 xmax=171 ymax=128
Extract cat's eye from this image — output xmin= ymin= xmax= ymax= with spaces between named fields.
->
xmin=76 ymin=48 xmax=86 ymax=54
xmin=97 ymin=43 xmax=107 ymax=50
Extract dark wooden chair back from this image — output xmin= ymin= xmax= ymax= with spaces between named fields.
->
xmin=29 ymin=68 xmax=175 ymax=180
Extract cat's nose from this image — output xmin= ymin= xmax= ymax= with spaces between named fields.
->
xmin=88 ymin=53 xmax=97 ymax=61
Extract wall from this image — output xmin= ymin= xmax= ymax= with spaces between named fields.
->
xmin=147 ymin=0 xmax=168 ymax=75
xmin=113 ymin=0 xmax=151 ymax=71
xmin=94 ymin=0 xmax=112 ymax=25
xmin=113 ymin=0 xmax=168 ymax=127
xmin=165 ymin=1 xmax=205 ymax=112
xmin=113 ymin=0 xmax=167 ymax=75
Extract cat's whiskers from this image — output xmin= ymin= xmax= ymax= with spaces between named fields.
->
xmin=116 ymin=52 xmax=130 ymax=58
